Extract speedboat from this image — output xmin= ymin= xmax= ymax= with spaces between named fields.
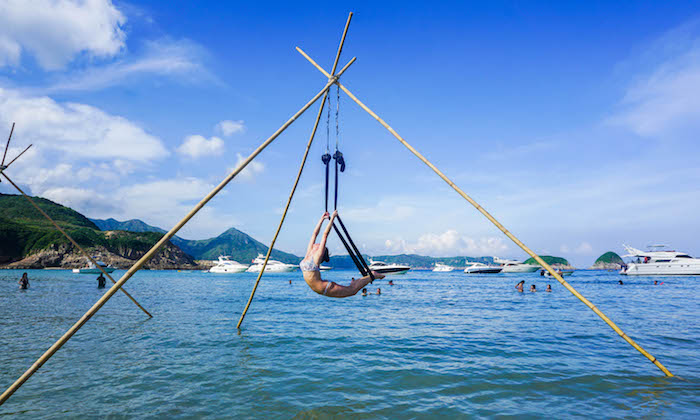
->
xmin=432 ymin=263 xmax=454 ymax=272
xmin=209 ymin=256 xmax=248 ymax=273
xmin=246 ymin=254 xmax=297 ymax=273
xmin=464 ymin=261 xmax=502 ymax=274
xmin=368 ymin=259 xmax=410 ymax=275
xmin=320 ymin=265 xmax=332 ymax=271
xmin=72 ymin=258 xmax=116 ymax=274
xmin=493 ymin=257 xmax=540 ymax=273
xmin=620 ymin=244 xmax=700 ymax=276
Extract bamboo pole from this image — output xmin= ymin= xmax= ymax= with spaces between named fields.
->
xmin=296 ymin=48 xmax=674 ymax=377
xmin=3 ymin=144 xmax=32 ymax=170
xmin=1 ymin=122 xmax=15 ymax=166
xmin=237 ymin=13 xmax=354 ymax=329
xmin=0 ymin=173 xmax=152 ymax=317
xmin=0 ymin=59 xmax=356 ymax=406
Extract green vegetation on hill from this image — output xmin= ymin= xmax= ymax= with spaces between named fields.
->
xmin=91 ymin=218 xmax=300 ymax=263
xmin=176 ymin=227 xmax=299 ymax=263
xmin=91 ymin=218 xmax=166 ymax=234
xmin=0 ymin=194 xmax=183 ymax=264
xmin=594 ymin=251 xmax=623 ymax=265
xmin=523 ymin=255 xmax=570 ymax=266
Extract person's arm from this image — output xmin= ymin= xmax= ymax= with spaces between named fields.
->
xmin=307 ymin=212 xmax=330 ymax=255
xmin=316 ymin=211 xmax=337 ymax=261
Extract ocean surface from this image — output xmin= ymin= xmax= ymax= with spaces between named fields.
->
xmin=0 ymin=268 xmax=698 ymax=418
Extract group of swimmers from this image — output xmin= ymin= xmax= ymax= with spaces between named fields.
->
xmin=515 ymin=280 xmax=551 ymax=293
xmin=17 ymin=272 xmax=107 ymax=289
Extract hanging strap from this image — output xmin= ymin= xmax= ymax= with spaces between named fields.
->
xmin=335 ymin=215 xmax=374 ymax=281
xmin=322 ymin=153 xmax=331 ymax=211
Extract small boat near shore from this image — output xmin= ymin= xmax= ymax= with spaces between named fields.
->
xmin=432 ymin=263 xmax=454 ymax=272
xmin=541 ymin=269 xmax=574 ymax=277
xmin=72 ymin=258 xmax=115 ymax=274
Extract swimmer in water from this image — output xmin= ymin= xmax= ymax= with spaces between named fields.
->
xmin=530 ymin=284 xmax=536 ymax=292
xmin=376 ymin=288 xmax=381 ymax=295
xmin=619 ymin=280 xmax=624 ymax=285
xmin=361 ymin=288 xmax=368 ymax=296
xmin=388 ymin=280 xmax=394 ymax=286
xmin=18 ymin=272 xmax=29 ymax=290
xmin=97 ymin=273 xmax=106 ymax=289
xmin=545 ymin=284 xmax=552 ymax=292
xmin=301 ymin=211 xmax=384 ymax=297
xmin=515 ymin=280 xmax=525 ymax=292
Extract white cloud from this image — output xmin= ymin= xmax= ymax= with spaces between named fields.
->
xmin=215 ymin=120 xmax=245 ymax=137
xmin=0 ymin=0 xmax=126 ymax=70
xmin=177 ymin=135 xmax=224 ymax=158
xmin=42 ymin=39 xmax=211 ymax=93
xmin=575 ymin=242 xmax=593 ymax=254
xmin=0 ymin=88 xmax=168 ymax=162
xmin=608 ymin=22 xmax=700 ymax=141
xmin=384 ymin=230 xmax=508 ymax=257
xmin=229 ymin=153 xmax=265 ymax=181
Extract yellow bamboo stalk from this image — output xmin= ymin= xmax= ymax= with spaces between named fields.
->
xmin=1 ymin=173 xmax=152 ymax=318
xmin=296 ymin=47 xmax=673 ymax=377
xmin=0 ymin=59 xmax=356 ymax=406
xmin=237 ymin=13 xmax=354 ymax=329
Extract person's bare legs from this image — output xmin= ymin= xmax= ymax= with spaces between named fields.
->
xmin=324 ymin=272 xmax=384 ymax=298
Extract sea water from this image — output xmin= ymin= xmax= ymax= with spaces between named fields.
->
xmin=0 ymin=269 xmax=697 ymax=418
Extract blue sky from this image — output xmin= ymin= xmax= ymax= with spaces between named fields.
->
xmin=1 ymin=1 xmax=699 ymax=266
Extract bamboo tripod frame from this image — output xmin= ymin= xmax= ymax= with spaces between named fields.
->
xmin=237 ymin=13 xmax=355 ymax=329
xmin=295 ymin=46 xmax=673 ymax=377
xmin=0 ymin=59 xmax=355 ymax=405
xmin=0 ymin=11 xmax=673 ymax=408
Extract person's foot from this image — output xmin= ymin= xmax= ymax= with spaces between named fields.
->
xmin=372 ymin=271 xmax=385 ymax=280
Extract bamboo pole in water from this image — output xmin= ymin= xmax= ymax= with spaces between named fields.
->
xmin=1 ymin=173 xmax=152 ymax=317
xmin=237 ymin=13 xmax=354 ymax=329
xmin=296 ymin=47 xmax=674 ymax=377
xmin=0 ymin=59 xmax=356 ymax=406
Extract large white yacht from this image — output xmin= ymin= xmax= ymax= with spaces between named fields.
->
xmin=620 ymin=244 xmax=700 ymax=276
xmin=464 ymin=261 xmax=502 ymax=274
xmin=493 ymin=257 xmax=540 ymax=273
xmin=368 ymin=259 xmax=410 ymax=275
xmin=432 ymin=263 xmax=454 ymax=272
xmin=209 ymin=256 xmax=248 ymax=273
xmin=246 ymin=254 xmax=297 ymax=273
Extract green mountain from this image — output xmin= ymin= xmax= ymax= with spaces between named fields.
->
xmin=594 ymin=251 xmax=623 ymax=265
xmin=90 ymin=218 xmax=166 ymax=234
xmin=523 ymin=255 xmax=570 ymax=267
xmin=90 ymin=217 xmax=300 ymax=263
xmin=175 ymin=227 xmax=300 ymax=263
xmin=0 ymin=193 xmax=193 ymax=268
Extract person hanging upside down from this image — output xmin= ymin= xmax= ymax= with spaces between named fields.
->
xmin=301 ymin=210 xmax=384 ymax=297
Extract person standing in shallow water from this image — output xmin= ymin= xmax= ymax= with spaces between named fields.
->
xmin=545 ymin=284 xmax=552 ymax=292
xmin=515 ymin=280 xmax=524 ymax=292
xmin=301 ymin=211 xmax=384 ymax=297
xmin=530 ymin=284 xmax=536 ymax=292
xmin=18 ymin=273 xmax=29 ymax=290
xmin=97 ymin=274 xmax=106 ymax=289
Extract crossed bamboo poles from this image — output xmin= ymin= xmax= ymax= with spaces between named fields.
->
xmin=0 ymin=11 xmax=672 ymax=408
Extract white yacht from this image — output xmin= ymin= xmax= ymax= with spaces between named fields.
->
xmin=464 ymin=261 xmax=502 ymax=274
xmin=72 ymin=258 xmax=116 ymax=274
xmin=209 ymin=256 xmax=248 ymax=273
xmin=246 ymin=254 xmax=297 ymax=273
xmin=493 ymin=257 xmax=540 ymax=273
xmin=368 ymin=259 xmax=410 ymax=275
xmin=542 ymin=269 xmax=574 ymax=277
xmin=432 ymin=263 xmax=454 ymax=272
xmin=620 ymin=244 xmax=700 ymax=276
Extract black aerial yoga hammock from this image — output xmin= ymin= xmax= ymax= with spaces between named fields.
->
xmin=321 ymin=90 xmax=374 ymax=282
